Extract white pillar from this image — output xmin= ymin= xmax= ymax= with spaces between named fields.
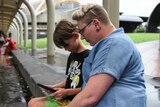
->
xmin=23 ymin=0 xmax=37 ymax=55
xmin=103 ymin=0 xmax=119 ymax=28
xmin=11 ymin=23 xmax=18 ymax=42
xmin=46 ymin=0 xmax=56 ymax=65
xmin=15 ymin=16 xmax=23 ymax=46
xmin=9 ymin=25 xmax=16 ymax=40
xmin=13 ymin=20 xmax=20 ymax=44
xmin=19 ymin=10 xmax=29 ymax=48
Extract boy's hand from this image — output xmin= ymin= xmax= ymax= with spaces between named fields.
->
xmin=53 ymin=88 xmax=67 ymax=100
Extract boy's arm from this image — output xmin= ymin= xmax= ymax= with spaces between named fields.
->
xmin=65 ymin=87 xmax=81 ymax=96
xmin=49 ymin=80 xmax=66 ymax=88
xmin=53 ymin=87 xmax=81 ymax=101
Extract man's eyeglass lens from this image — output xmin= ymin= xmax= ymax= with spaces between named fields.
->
xmin=79 ymin=20 xmax=92 ymax=35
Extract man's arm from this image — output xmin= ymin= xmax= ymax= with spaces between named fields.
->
xmin=68 ymin=73 xmax=115 ymax=107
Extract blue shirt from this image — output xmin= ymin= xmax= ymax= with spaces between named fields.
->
xmin=82 ymin=28 xmax=146 ymax=107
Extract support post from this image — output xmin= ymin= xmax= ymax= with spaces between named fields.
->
xmin=46 ymin=0 xmax=56 ymax=65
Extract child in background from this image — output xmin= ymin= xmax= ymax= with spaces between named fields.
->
xmin=3 ymin=37 xmax=16 ymax=55
xmin=0 ymin=31 xmax=5 ymax=54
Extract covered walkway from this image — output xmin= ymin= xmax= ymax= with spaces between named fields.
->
xmin=0 ymin=0 xmax=119 ymax=64
xmin=0 ymin=0 xmax=159 ymax=107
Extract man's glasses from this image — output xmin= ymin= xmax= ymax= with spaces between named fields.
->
xmin=78 ymin=20 xmax=93 ymax=35
xmin=78 ymin=6 xmax=98 ymax=35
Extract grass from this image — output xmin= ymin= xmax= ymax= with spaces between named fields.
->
xmin=25 ymin=33 xmax=159 ymax=49
xmin=127 ymin=33 xmax=159 ymax=43
xmin=26 ymin=38 xmax=47 ymax=49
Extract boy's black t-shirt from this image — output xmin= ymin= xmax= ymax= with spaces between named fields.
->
xmin=65 ymin=49 xmax=89 ymax=100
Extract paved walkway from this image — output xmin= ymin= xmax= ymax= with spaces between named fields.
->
xmin=136 ymin=40 xmax=160 ymax=77
xmin=135 ymin=41 xmax=160 ymax=107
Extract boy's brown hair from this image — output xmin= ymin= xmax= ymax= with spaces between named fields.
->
xmin=53 ymin=20 xmax=76 ymax=48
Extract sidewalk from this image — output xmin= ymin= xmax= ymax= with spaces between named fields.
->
xmin=135 ymin=41 xmax=160 ymax=107
xmin=136 ymin=40 xmax=160 ymax=77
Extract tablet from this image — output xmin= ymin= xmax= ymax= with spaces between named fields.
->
xmin=37 ymin=83 xmax=56 ymax=93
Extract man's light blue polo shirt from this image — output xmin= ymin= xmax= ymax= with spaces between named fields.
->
xmin=82 ymin=28 xmax=146 ymax=107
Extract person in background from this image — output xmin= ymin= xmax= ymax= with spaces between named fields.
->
xmin=3 ymin=37 xmax=16 ymax=55
xmin=0 ymin=31 xmax=5 ymax=54
xmin=8 ymin=32 xmax=12 ymax=38
xmin=67 ymin=3 xmax=146 ymax=107
xmin=28 ymin=20 xmax=90 ymax=107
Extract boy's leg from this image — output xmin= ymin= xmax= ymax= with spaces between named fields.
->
xmin=46 ymin=96 xmax=70 ymax=107
xmin=28 ymin=96 xmax=70 ymax=107
xmin=28 ymin=96 xmax=60 ymax=107
xmin=45 ymin=96 xmax=60 ymax=107
xmin=28 ymin=97 xmax=47 ymax=107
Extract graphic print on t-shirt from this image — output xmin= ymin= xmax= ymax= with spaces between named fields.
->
xmin=67 ymin=60 xmax=81 ymax=88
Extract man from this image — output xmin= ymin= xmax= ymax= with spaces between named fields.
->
xmin=68 ymin=3 xmax=146 ymax=107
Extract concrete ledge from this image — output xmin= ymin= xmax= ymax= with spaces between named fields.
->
xmin=12 ymin=49 xmax=65 ymax=97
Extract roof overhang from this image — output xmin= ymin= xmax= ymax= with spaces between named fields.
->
xmin=0 ymin=0 xmax=23 ymax=33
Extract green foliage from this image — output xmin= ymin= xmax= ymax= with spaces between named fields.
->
xmin=27 ymin=38 xmax=47 ymax=48
xmin=24 ymin=33 xmax=159 ymax=49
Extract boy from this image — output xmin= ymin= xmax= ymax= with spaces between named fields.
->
xmin=28 ymin=20 xmax=89 ymax=107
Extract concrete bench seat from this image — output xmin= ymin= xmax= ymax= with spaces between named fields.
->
xmin=12 ymin=49 xmax=65 ymax=97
